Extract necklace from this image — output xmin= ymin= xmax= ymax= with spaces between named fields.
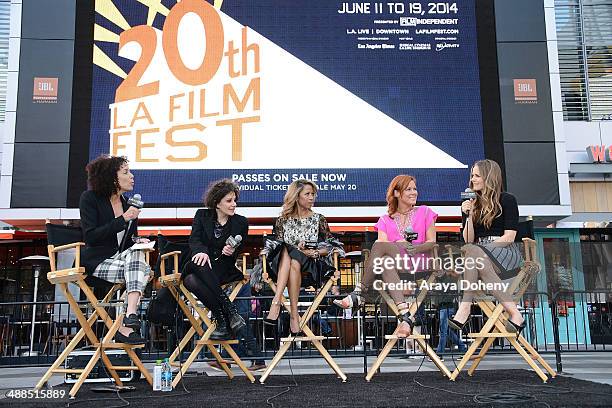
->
xmin=393 ymin=207 xmax=416 ymax=235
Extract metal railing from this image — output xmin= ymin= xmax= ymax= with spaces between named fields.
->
xmin=0 ymin=289 xmax=610 ymax=370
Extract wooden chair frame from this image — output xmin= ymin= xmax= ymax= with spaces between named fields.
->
xmin=449 ymin=238 xmax=557 ymax=382
xmin=35 ymin=230 xmax=152 ymax=397
xmin=365 ymin=245 xmax=452 ymax=381
xmin=259 ymin=251 xmax=347 ymax=384
xmin=158 ymin=250 xmax=255 ymax=385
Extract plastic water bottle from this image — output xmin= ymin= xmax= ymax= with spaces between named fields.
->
xmin=161 ymin=358 xmax=172 ymax=392
xmin=153 ymin=360 xmax=162 ymax=391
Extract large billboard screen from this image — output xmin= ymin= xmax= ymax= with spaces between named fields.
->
xmin=90 ymin=0 xmax=488 ymax=206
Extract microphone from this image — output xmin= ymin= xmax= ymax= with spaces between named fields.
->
xmin=215 ymin=235 xmax=242 ymax=260
xmin=127 ymin=193 xmax=144 ymax=209
xmin=403 ymin=226 xmax=418 ymax=243
xmin=121 ymin=193 xmax=144 ymax=252
xmin=460 ymin=188 xmax=477 ymax=201
xmin=226 ymin=234 xmax=242 ymax=249
xmin=460 ymin=188 xmax=476 ymax=217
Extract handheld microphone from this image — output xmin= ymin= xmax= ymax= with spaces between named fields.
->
xmin=215 ymin=235 xmax=242 ymax=260
xmin=460 ymin=188 xmax=477 ymax=201
xmin=403 ymin=226 xmax=418 ymax=243
xmin=121 ymin=194 xmax=144 ymax=252
xmin=227 ymin=234 xmax=242 ymax=249
xmin=127 ymin=194 xmax=144 ymax=209
xmin=460 ymin=188 xmax=476 ymax=217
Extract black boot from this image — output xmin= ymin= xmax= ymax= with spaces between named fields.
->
xmin=221 ymin=293 xmax=246 ymax=336
xmin=209 ymin=306 xmax=232 ymax=341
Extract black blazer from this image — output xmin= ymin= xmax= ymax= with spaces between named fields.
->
xmin=79 ymin=190 xmax=137 ymax=272
xmin=189 ymin=209 xmax=248 ymax=261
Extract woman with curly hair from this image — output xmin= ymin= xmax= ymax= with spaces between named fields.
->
xmin=182 ymin=179 xmax=248 ymax=340
xmin=263 ymin=179 xmax=336 ymax=336
xmin=79 ymin=156 xmax=151 ymax=345
xmin=449 ymin=159 xmax=526 ymax=334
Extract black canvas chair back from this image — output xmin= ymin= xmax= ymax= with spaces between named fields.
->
xmin=45 ymin=223 xmax=111 ymax=290
xmin=515 ymin=220 xmax=534 ymax=241
xmin=155 ymin=235 xmax=191 ymax=277
xmin=46 ymin=223 xmax=82 ymax=247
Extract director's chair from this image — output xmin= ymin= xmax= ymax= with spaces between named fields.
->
xmin=259 ymin=248 xmax=347 ymax=384
xmin=449 ymin=237 xmax=557 ymax=382
xmin=365 ymin=244 xmax=452 ymax=381
xmin=35 ymin=222 xmax=152 ymax=397
xmin=156 ymin=236 xmax=255 ymax=385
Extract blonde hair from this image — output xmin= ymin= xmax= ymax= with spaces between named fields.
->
xmin=280 ymin=179 xmax=318 ymax=219
xmin=471 ymin=159 xmax=503 ymax=229
xmin=386 ymin=175 xmax=417 ymax=215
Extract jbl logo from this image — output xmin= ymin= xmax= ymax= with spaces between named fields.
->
xmin=33 ymin=77 xmax=59 ymax=103
xmin=518 ymin=83 xmax=532 ymax=92
xmin=514 ymin=79 xmax=537 ymax=104
xmin=38 ymin=82 xmax=54 ymax=91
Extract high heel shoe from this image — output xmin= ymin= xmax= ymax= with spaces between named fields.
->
xmin=448 ymin=314 xmax=471 ymax=331
xmin=289 ymin=318 xmax=304 ymax=337
xmin=263 ymin=300 xmax=282 ymax=326
xmin=290 ymin=330 xmax=305 ymax=338
xmin=505 ymin=318 xmax=526 ymax=334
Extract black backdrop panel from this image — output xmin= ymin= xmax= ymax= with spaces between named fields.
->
xmin=11 ymin=143 xmax=70 ymax=208
xmin=497 ymin=42 xmax=554 ymax=143
xmin=15 ymin=39 xmax=74 ymax=143
xmin=21 ymin=0 xmax=76 ymax=40
xmin=494 ymin=0 xmax=547 ymax=43
xmin=504 ymin=142 xmax=560 ymax=205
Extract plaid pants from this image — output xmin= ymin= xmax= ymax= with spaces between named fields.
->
xmin=93 ymin=248 xmax=151 ymax=294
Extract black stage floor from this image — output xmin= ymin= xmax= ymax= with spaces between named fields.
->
xmin=3 ymin=369 xmax=612 ymax=407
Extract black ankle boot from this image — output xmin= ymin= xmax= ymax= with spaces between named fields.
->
xmin=221 ymin=293 xmax=246 ymax=336
xmin=210 ymin=306 xmax=232 ymax=341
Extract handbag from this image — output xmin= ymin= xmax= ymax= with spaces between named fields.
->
xmin=146 ymin=287 xmax=177 ymax=326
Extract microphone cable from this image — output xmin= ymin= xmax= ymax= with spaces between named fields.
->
xmin=263 ymin=292 xmax=315 ymax=408
xmin=66 ymin=286 xmax=191 ymax=407
xmin=412 ymin=325 xmax=611 ymax=407
xmin=264 ymin=358 xmax=299 ymax=408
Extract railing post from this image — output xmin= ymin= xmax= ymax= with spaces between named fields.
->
xmin=362 ymin=302 xmax=368 ymax=374
xmin=551 ymin=292 xmax=563 ymax=373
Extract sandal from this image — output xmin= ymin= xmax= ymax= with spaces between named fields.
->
xmin=396 ymin=302 xmax=414 ymax=338
xmin=264 ymin=300 xmax=282 ymax=326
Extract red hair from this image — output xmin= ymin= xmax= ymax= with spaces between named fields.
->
xmin=386 ymin=175 xmax=416 ymax=215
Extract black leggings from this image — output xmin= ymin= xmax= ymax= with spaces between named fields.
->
xmin=181 ymin=259 xmax=242 ymax=311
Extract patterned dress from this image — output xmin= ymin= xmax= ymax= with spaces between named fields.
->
xmin=266 ymin=213 xmax=335 ymax=288
xmin=275 ymin=213 xmax=330 ymax=247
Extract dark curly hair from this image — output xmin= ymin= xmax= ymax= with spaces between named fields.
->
xmin=85 ymin=155 xmax=129 ymax=197
xmin=204 ymin=179 xmax=240 ymax=211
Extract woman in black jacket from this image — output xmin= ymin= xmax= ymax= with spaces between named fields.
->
xmin=182 ymin=180 xmax=248 ymax=340
xmin=79 ymin=156 xmax=151 ymax=345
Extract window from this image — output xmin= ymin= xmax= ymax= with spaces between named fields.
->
xmin=555 ymin=0 xmax=612 ymax=120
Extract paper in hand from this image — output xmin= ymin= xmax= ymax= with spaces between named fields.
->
xmin=131 ymin=241 xmax=156 ymax=250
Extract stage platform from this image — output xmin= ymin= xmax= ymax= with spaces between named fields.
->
xmin=1 ymin=353 xmax=611 ymax=407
